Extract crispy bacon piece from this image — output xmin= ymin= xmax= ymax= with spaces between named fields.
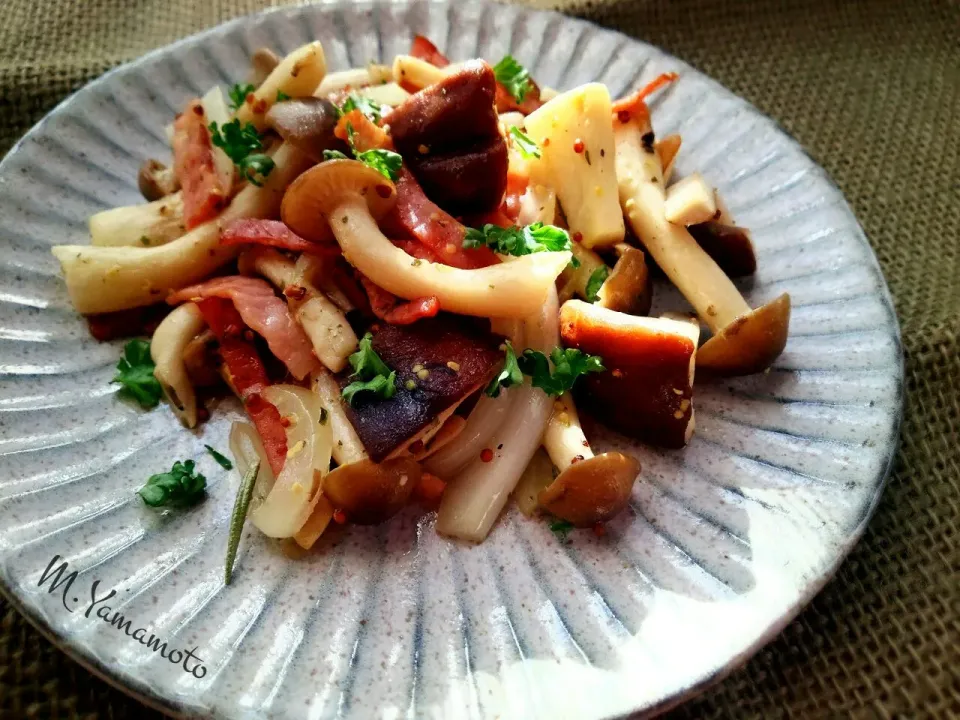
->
xmin=197 ymin=297 xmax=287 ymax=475
xmin=168 ymin=276 xmax=320 ymax=380
xmin=494 ymin=81 xmax=543 ymax=115
xmin=172 ymin=99 xmax=227 ymax=229
xmin=221 ymin=219 xmax=340 ymax=255
xmin=391 ymin=169 xmax=499 ymax=269
xmin=410 ymin=35 xmax=450 ymax=68
xmin=358 ymin=274 xmax=440 ymax=325
xmin=335 ymin=110 xmax=389 ymax=150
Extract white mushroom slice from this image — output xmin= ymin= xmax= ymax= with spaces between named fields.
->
xmin=311 ymin=370 xmax=367 ymax=466
xmin=524 ymin=83 xmax=625 ymax=249
xmin=314 ymin=64 xmax=392 ymax=97
xmin=664 ymin=172 xmax=717 ymax=226
xmin=150 ymin=302 xmax=205 ymax=428
xmin=614 ymin=115 xmax=790 ymax=375
xmin=52 ymin=143 xmax=312 ymax=314
xmin=354 ymin=82 xmax=410 ymax=108
xmin=236 ymin=42 xmax=327 ymax=130
xmin=542 ymin=393 xmax=594 ymax=472
xmin=89 ymin=192 xmax=184 ymax=248
xmin=391 ymin=55 xmax=464 ymax=91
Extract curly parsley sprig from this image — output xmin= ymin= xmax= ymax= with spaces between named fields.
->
xmin=208 ymin=119 xmax=275 ymax=187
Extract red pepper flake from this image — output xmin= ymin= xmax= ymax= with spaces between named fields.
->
xmin=573 ymin=231 xmax=583 ymax=244
xmin=243 ymin=329 xmax=255 ymax=342
xmin=573 ymin=139 xmax=585 ymax=154
xmin=196 ymin=406 xmax=210 ymax=423
xmin=252 ymin=99 xmax=268 ymax=114
xmin=283 ymin=285 xmax=307 ymax=300
xmin=192 ymin=105 xmax=204 ymax=116
xmin=617 ymin=110 xmax=631 ymax=124
xmin=543 ymin=138 xmax=551 ymax=147
xmin=582 ymin=439 xmax=590 ymax=447
xmin=333 ymin=509 xmax=348 ymax=524
xmin=611 ymin=368 xmax=623 ymax=378
xmin=279 ymin=416 xmax=291 ymax=428
xmin=571 ymin=454 xmax=585 ymax=464
xmin=480 ymin=448 xmax=494 ymax=463
xmin=593 ymin=522 xmax=606 ymax=537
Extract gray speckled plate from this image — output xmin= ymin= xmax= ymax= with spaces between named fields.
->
xmin=0 ymin=1 xmax=902 ymax=718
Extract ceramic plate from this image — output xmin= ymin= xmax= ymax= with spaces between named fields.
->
xmin=0 ymin=1 xmax=902 ymax=718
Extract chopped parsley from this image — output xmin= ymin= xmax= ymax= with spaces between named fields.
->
xmin=204 ymin=445 xmax=233 ymax=470
xmin=509 ymin=126 xmax=540 ymax=159
xmin=464 ymin=222 xmax=572 ymax=258
xmin=227 ymin=83 xmax=255 ymax=112
xmin=323 ymin=122 xmax=402 ymax=181
xmin=518 ymin=347 xmax=605 ymax=397
xmin=485 ymin=341 xmax=522 ymax=397
xmin=275 ymin=90 xmax=291 ymax=102
xmin=138 ymin=459 xmax=207 ymax=508
xmin=208 ymin=119 xmax=275 ymax=186
xmin=584 ymin=266 xmax=610 ymax=303
xmin=342 ymin=332 xmax=397 ymax=405
xmin=549 ymin=518 xmax=574 ymax=542
xmin=113 ymin=339 xmax=162 ymax=409
xmin=493 ymin=55 xmax=534 ymax=103
xmin=339 ymin=94 xmax=382 ymax=124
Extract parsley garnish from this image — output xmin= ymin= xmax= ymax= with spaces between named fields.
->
xmin=228 ymin=83 xmax=255 ymax=112
xmin=517 ymin=347 xmax=605 ymax=397
xmin=342 ymin=332 xmax=397 ymax=405
xmin=485 ymin=341 xmax=522 ymax=397
xmin=493 ymin=55 xmax=533 ymax=103
xmin=208 ymin=119 xmax=275 ymax=186
xmin=549 ymin=518 xmax=574 ymax=542
xmin=323 ymin=123 xmax=402 ymax=181
xmin=509 ymin=127 xmax=540 ymax=159
xmin=463 ymin=222 xmax=572 ymax=258
xmin=584 ymin=266 xmax=609 ymax=303
xmin=113 ymin=339 xmax=162 ymax=409
xmin=275 ymin=90 xmax=291 ymax=102
xmin=138 ymin=459 xmax=207 ymax=508
xmin=339 ymin=94 xmax=382 ymax=124
xmin=204 ymin=445 xmax=233 ymax=470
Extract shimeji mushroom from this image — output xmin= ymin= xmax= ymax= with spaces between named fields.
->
xmin=89 ymin=192 xmax=185 ymax=248
xmin=150 ymin=302 xmax=206 ymax=428
xmin=235 ymin=42 xmax=327 ymax=131
xmin=524 ymin=83 xmax=625 ymax=249
xmin=560 ymin=300 xmax=700 ymax=448
xmin=239 ymin=246 xmax=357 ymax=373
xmin=280 ymin=160 xmax=571 ymax=318
xmin=664 ymin=172 xmax=717 ymax=226
xmin=614 ymin=112 xmax=790 ymax=375
xmin=596 ymin=243 xmax=653 ymax=316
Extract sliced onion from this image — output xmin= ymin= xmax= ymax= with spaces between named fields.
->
xmin=250 ymin=384 xmax=333 ymax=538
xmin=425 ymin=320 xmax=525 ymax=478
xmin=311 ymin=370 xmax=367 ymax=466
xmin=200 ymin=86 xmax=234 ymax=197
xmin=435 ymin=288 xmax=559 ymax=542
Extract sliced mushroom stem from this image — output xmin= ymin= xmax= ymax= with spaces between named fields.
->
xmin=150 ymin=303 xmax=206 ymax=428
xmin=615 ymin=116 xmax=789 ymax=374
xmin=311 ymin=369 xmax=367 ymax=466
xmin=538 ymin=452 xmax=641 ymax=527
xmin=542 ymin=393 xmax=594 ymax=473
xmin=235 ymin=42 xmax=327 ymax=131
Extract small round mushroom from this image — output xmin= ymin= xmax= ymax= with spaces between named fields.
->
xmin=265 ymin=97 xmax=344 ymax=163
xmin=280 ymin=160 xmax=571 ymax=318
xmin=596 ymin=243 xmax=652 ymax=316
xmin=538 ymin=452 xmax=641 ymax=527
xmin=614 ymin=114 xmax=789 ymax=376
xmin=248 ymin=47 xmax=281 ymax=87
xmin=687 ymin=221 xmax=757 ymax=278
xmin=322 ymin=457 xmax=421 ymax=525
xmin=137 ymin=158 xmax=179 ymax=201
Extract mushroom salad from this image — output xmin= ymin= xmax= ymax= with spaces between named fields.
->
xmin=52 ymin=36 xmax=790 ymax=578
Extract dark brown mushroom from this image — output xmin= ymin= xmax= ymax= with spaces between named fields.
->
xmin=597 ymin=243 xmax=652 ymax=316
xmin=265 ymin=97 xmax=345 ymax=163
xmin=687 ymin=221 xmax=757 ymax=278
xmin=137 ymin=158 xmax=179 ymax=201
xmin=322 ymin=457 xmax=421 ymax=524
xmin=538 ymin=452 xmax=641 ymax=527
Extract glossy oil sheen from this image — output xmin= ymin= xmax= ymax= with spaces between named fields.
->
xmin=0 ymin=2 xmax=902 ymax=718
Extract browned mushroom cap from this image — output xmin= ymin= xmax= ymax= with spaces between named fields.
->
xmin=322 ymin=457 xmax=421 ymax=525
xmin=688 ymin=221 xmax=757 ymax=278
xmin=248 ymin=47 xmax=281 ymax=87
xmin=697 ymin=293 xmax=791 ymax=376
xmin=266 ymin=98 xmax=344 ymax=163
xmin=281 ymin=159 xmax=398 ymax=244
xmin=597 ymin=243 xmax=652 ymax=316
xmin=137 ymin=159 xmax=179 ymax=201
xmin=538 ymin=452 xmax=641 ymax=527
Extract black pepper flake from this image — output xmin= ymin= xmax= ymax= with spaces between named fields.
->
xmin=497 ymin=443 xmax=503 ymax=450
xmin=584 ymin=150 xmax=592 ymax=165
xmin=641 ymin=132 xmax=655 ymax=153
xmin=341 ymin=215 xmax=348 ymax=224
xmin=600 ymin=148 xmax=606 ymax=157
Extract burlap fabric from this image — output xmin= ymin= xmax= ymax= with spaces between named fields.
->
xmin=0 ymin=0 xmax=957 ymax=718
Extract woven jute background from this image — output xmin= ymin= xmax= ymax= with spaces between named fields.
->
xmin=0 ymin=0 xmax=958 ymax=718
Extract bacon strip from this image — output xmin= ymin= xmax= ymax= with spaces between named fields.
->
xmin=221 ymin=219 xmax=340 ymax=255
xmin=410 ymin=35 xmax=450 ymax=68
xmin=391 ymin=169 xmax=499 ymax=269
xmin=358 ymin=274 xmax=440 ymax=325
xmin=197 ymin=297 xmax=287 ymax=475
xmin=172 ymin=100 xmax=227 ymax=229
xmin=168 ymin=276 xmax=320 ymax=380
